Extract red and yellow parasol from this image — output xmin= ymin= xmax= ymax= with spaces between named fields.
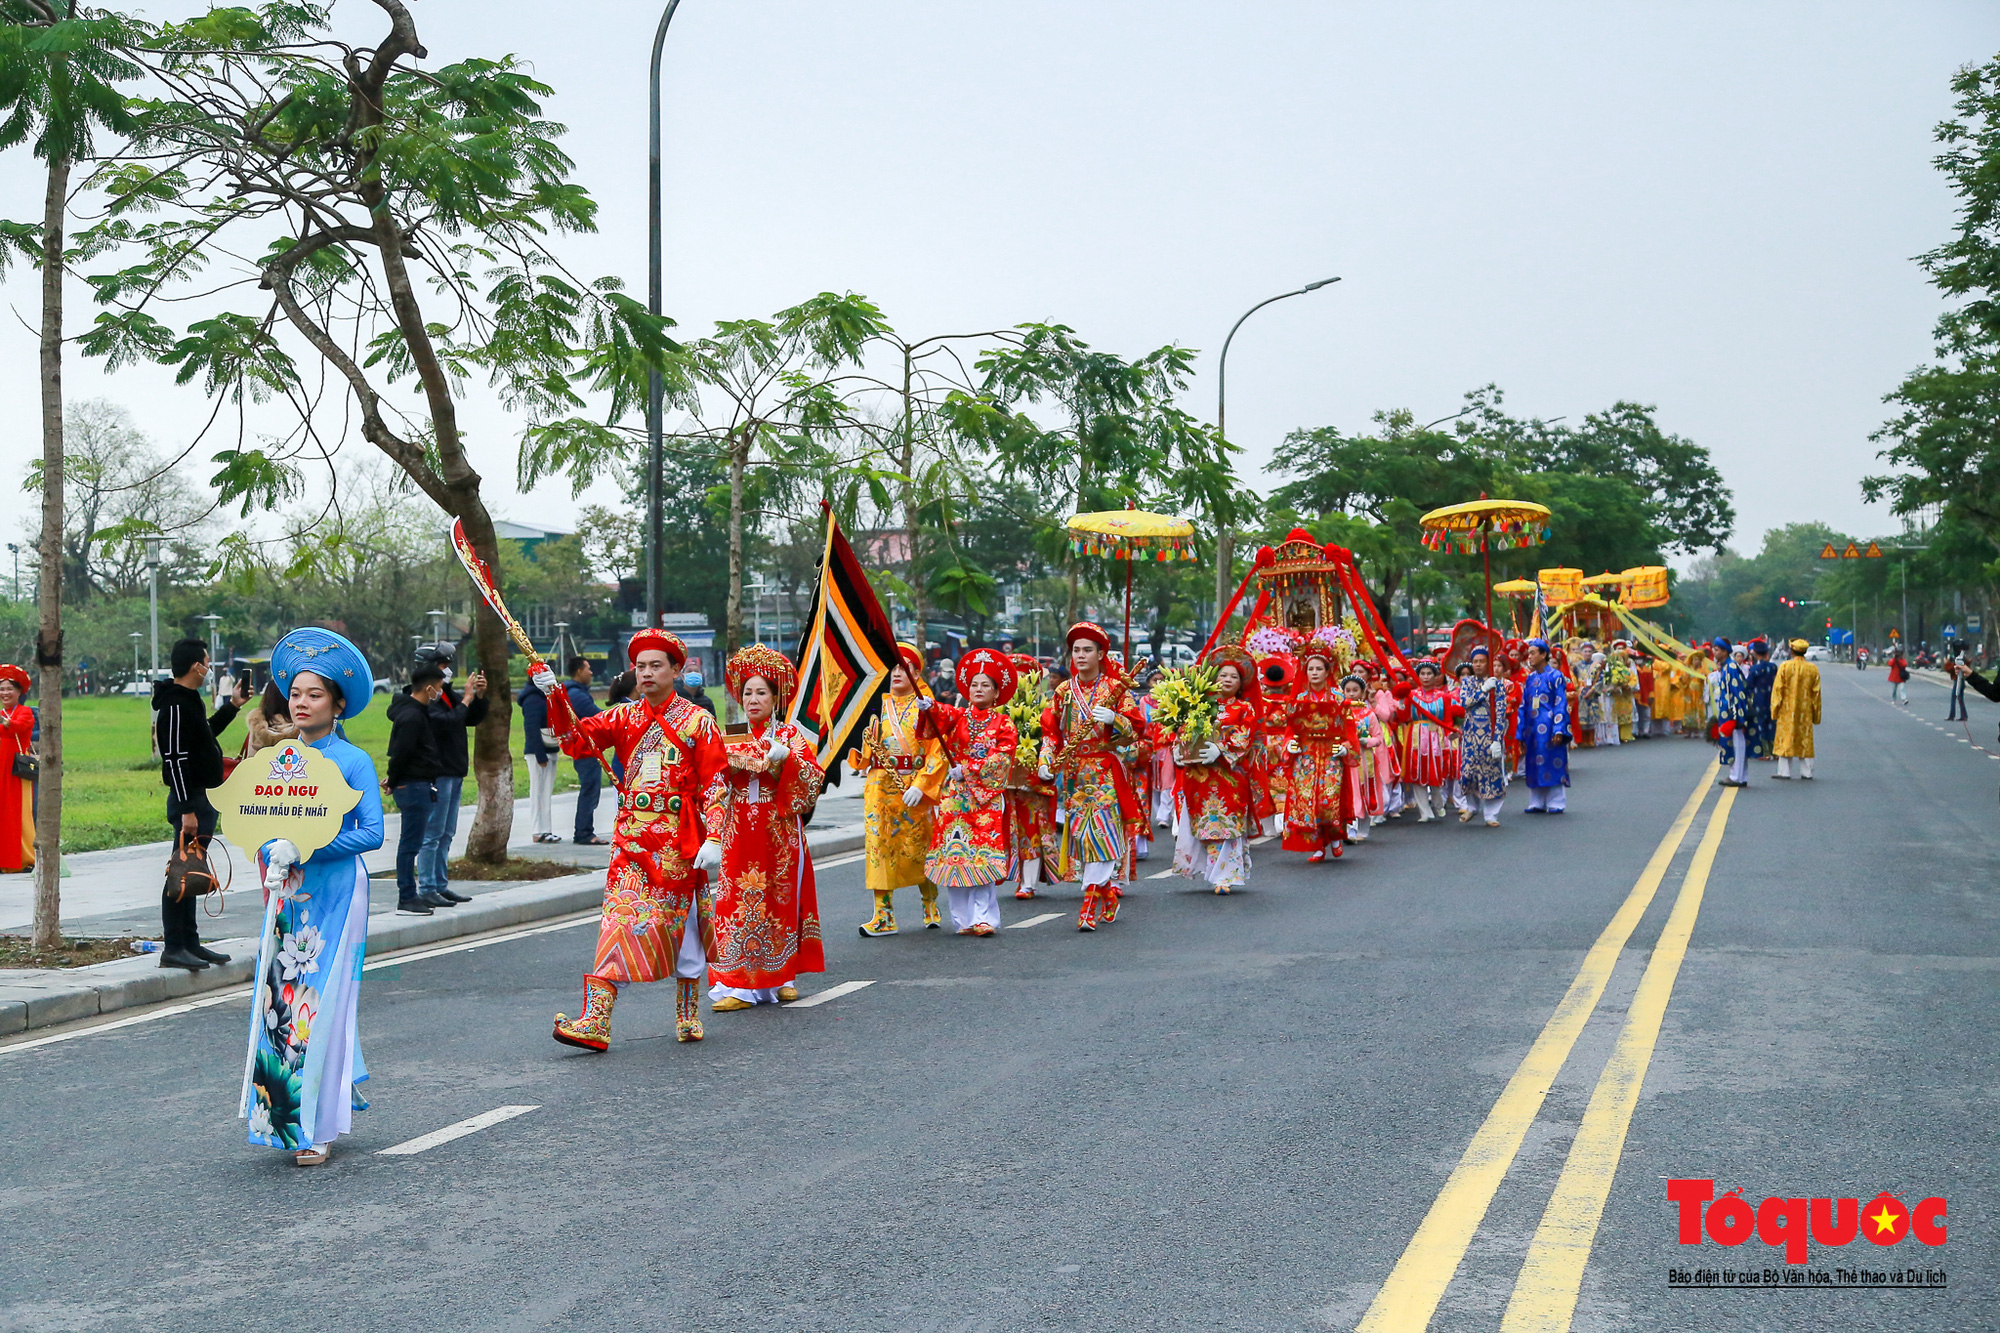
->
xmin=1418 ymin=495 xmax=1553 ymax=632
xmin=1067 ymin=506 xmax=1198 ymax=666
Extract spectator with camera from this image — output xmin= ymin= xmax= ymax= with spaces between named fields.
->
xmin=422 ymin=646 xmax=487 ymax=900
xmin=153 ymin=638 xmax=248 ymax=969
xmin=386 ymin=664 xmax=450 ymax=914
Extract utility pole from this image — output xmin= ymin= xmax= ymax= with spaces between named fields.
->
xmin=144 ymin=536 xmax=163 ymax=676
xmin=644 ymin=1 xmax=685 ymax=634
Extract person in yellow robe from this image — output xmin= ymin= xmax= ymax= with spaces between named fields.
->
xmin=849 ymin=644 xmax=948 ymax=935
xmin=1770 ymin=638 xmax=1822 ymax=779
xmin=1679 ymin=648 xmax=1711 ymax=734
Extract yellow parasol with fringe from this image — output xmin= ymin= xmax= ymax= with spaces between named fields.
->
xmin=1067 ymin=506 xmax=1198 ymax=665
xmin=1418 ymin=495 xmax=1553 ymax=631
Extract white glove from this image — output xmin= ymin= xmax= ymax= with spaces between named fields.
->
xmin=262 ymin=839 xmax=299 ymax=893
xmin=947 ymin=765 xmax=965 ymax=782
xmin=1037 ymin=765 xmax=1054 ymax=782
xmin=915 ymin=695 xmax=933 ymax=711
xmin=764 ymin=737 xmax=788 ymax=766
xmin=1196 ymin=742 xmax=1222 ymax=765
xmin=694 ymin=840 xmax=722 ymax=873
xmin=1288 ymin=737 xmax=1301 ymax=754
xmin=1090 ymin=705 xmax=1117 ymax=726
xmin=900 ymin=784 xmax=925 ymax=808
xmin=529 ymin=663 xmax=559 ymax=696
xmin=1490 ymin=741 xmax=1505 ymax=759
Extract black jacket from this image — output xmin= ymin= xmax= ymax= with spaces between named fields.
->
xmin=386 ymin=690 xmax=445 ymax=786
xmin=426 ymin=684 xmax=490 ymax=779
xmin=153 ymin=679 xmax=239 ymax=804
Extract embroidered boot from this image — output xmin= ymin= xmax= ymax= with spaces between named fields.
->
xmin=1076 ymin=888 xmax=1100 ymax=932
xmin=859 ymin=891 xmax=898 ymax=937
xmin=1100 ymin=883 xmax=1123 ymax=924
xmin=553 ymin=974 xmax=617 ymax=1052
xmin=675 ymin=977 xmax=704 ymax=1042
xmin=921 ymin=884 xmax=942 ymax=929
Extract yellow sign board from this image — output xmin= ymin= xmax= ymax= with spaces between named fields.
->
xmin=209 ymin=739 xmax=363 ymax=862
xmin=1842 ymin=542 xmax=1861 ymax=558
xmin=1818 ymin=543 xmax=1839 ymax=559
xmin=1865 ymin=542 xmax=1884 ymax=558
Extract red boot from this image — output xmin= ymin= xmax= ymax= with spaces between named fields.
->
xmin=1076 ymin=888 xmax=1100 ymax=932
xmin=554 ymin=974 xmax=617 ymax=1051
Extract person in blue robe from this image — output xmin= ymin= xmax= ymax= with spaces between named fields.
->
xmin=1454 ymin=649 xmax=1510 ymax=826
xmin=241 ymin=628 xmax=385 ymax=1167
xmin=1744 ymin=640 xmax=1778 ymax=759
xmin=1515 ymin=638 xmax=1571 ymax=814
xmin=1713 ymin=644 xmax=1753 ymax=787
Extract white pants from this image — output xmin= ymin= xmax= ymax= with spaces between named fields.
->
xmin=1477 ymin=795 xmax=1504 ymax=823
xmin=947 ymin=882 xmax=1003 ymax=931
xmin=1451 ymin=780 xmax=1472 ymax=814
xmin=1636 ymin=706 xmax=1651 ymax=737
xmin=1019 ymin=858 xmax=1042 ymax=887
xmin=1728 ymin=732 xmax=1748 ymax=784
xmin=1412 ymin=785 xmax=1445 ymax=820
xmin=1778 ymin=756 xmax=1815 ymax=779
xmin=1347 ymin=819 xmax=1369 ymax=842
xmin=528 ymin=756 xmax=556 ymax=837
xmin=1081 ymin=860 xmax=1118 ymax=888
xmin=1525 ymin=784 xmax=1568 ymax=812
xmin=1384 ymin=783 xmax=1404 ymax=815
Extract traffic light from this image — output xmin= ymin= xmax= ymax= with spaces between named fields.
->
xmin=1826 ymin=618 xmax=1832 ymax=629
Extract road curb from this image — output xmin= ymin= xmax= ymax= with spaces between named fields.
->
xmin=0 ymin=827 xmax=862 ymax=1038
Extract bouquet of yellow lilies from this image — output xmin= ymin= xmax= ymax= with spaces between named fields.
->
xmin=1004 ymin=669 xmax=1046 ymax=769
xmin=1149 ymin=662 xmax=1221 ymax=762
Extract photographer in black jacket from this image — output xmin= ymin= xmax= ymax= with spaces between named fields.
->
xmin=152 ymin=638 xmax=247 ymax=971
xmin=386 ymin=665 xmax=449 ymax=915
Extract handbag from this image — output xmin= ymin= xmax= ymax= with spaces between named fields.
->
xmin=167 ymin=831 xmax=222 ymax=902
xmin=222 ymin=731 xmax=252 ymax=781
xmin=11 ymin=753 xmax=33 ymax=781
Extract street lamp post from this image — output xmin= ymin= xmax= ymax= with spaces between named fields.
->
xmin=143 ymin=536 xmax=164 ymax=676
xmin=5 ymin=543 xmax=16 ymax=601
xmin=200 ymin=614 xmax=222 ymax=698
xmin=129 ymin=631 xmax=141 ymax=679
xmin=644 ymin=1 xmax=685 ymax=634
xmin=1213 ymin=278 xmax=1340 ymax=620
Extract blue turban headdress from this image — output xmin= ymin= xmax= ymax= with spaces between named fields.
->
xmin=271 ymin=626 xmax=374 ymax=720
xmin=1526 ymin=637 xmax=1550 ymax=653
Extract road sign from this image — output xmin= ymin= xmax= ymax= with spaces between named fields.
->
xmin=1819 ymin=542 xmax=1839 ymax=559
xmin=1865 ymin=541 xmax=1884 ymax=557
xmin=1971 ymin=615 xmax=1984 ymax=634
xmin=1842 ymin=542 xmax=1861 ymax=558
xmin=1945 ymin=624 xmax=1958 ymax=639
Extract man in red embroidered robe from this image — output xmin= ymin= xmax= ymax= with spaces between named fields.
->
xmin=535 ymin=629 xmax=727 ymax=1047
xmin=1038 ymin=623 xmax=1147 ymax=931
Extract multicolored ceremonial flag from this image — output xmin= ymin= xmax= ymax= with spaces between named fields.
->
xmin=785 ymin=505 xmax=900 ymax=779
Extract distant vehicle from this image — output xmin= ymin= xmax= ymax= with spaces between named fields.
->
xmin=374 ymin=677 xmax=394 ymax=695
xmin=1805 ymin=646 xmax=1830 ymax=662
xmin=1153 ymin=642 xmax=1197 ymax=669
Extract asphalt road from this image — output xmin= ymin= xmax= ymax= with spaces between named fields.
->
xmin=2 ymin=665 xmax=1993 ymax=1332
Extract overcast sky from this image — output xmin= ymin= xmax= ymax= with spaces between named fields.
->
xmin=5 ymin=0 xmax=1998 ymax=568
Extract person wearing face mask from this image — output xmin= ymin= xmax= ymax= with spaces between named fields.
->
xmin=705 ymin=645 xmax=827 ymax=1011
xmin=848 ymin=643 xmax=946 ymax=936
xmin=913 ymin=648 xmax=1019 ymax=934
xmin=536 ymin=629 xmax=728 ymax=1047
xmin=1039 ymin=623 xmax=1148 ymax=931
xmin=243 ymin=628 xmax=385 ymax=1167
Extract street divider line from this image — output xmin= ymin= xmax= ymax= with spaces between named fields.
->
xmin=785 ymin=979 xmax=874 ymax=1009
xmin=814 ymin=851 xmax=866 ymax=870
xmin=1147 ymin=868 xmax=1179 ymax=879
xmin=1499 ymin=787 xmax=1737 ymax=1332
xmin=1007 ymin=912 xmax=1064 ymax=930
xmin=1354 ymin=768 xmax=1715 ymax=1333
xmin=378 ymin=1104 xmax=539 ymax=1156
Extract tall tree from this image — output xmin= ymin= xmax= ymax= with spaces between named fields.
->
xmin=0 ymin=0 xmax=142 ymax=948
xmin=1868 ymin=53 xmax=2000 ymax=551
xmin=83 ymin=0 xmax=674 ymax=860
xmin=977 ymin=323 xmax=1233 ymax=623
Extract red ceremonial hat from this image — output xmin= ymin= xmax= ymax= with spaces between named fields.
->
xmin=0 ymin=663 xmax=28 ymax=693
xmin=1065 ymin=621 xmax=1110 ymax=651
xmin=725 ymin=644 xmax=797 ymax=706
xmin=956 ymin=647 xmax=1019 ymax=705
xmin=1008 ymin=652 xmax=1039 ymax=676
xmin=627 ymin=628 xmax=687 ymax=667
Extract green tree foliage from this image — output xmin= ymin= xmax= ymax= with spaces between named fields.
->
xmin=1868 ymin=53 xmax=2000 ymax=546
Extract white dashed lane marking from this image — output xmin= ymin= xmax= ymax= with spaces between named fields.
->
xmin=786 ymin=980 xmax=875 ymax=1008
xmin=1147 ymin=867 xmax=1179 ymax=879
xmin=378 ymin=1104 xmax=539 ymax=1156
xmin=1007 ymin=912 xmax=1064 ymax=929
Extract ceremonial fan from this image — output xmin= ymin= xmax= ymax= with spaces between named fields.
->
xmin=449 ymin=519 xmax=548 ymax=669
xmin=1417 ymin=495 xmax=1553 ymax=633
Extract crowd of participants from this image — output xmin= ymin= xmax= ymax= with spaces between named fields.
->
xmin=195 ymin=611 xmax=1829 ymax=1166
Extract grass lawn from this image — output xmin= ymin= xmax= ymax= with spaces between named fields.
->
xmin=49 ymin=695 xmax=590 ymax=853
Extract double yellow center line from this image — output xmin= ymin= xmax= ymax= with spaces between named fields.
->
xmin=1357 ymin=769 xmax=1736 ymax=1332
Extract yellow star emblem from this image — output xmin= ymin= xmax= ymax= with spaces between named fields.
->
xmin=1867 ymin=1204 xmax=1901 ymax=1236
